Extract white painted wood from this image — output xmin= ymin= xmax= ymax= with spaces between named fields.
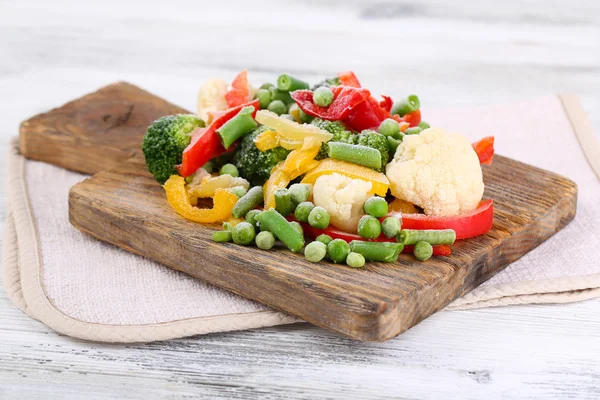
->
xmin=1 ymin=0 xmax=599 ymax=398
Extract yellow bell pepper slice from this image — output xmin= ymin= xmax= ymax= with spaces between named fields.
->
xmin=255 ymin=110 xmax=333 ymax=142
xmin=263 ymin=137 xmax=322 ymax=208
xmin=164 ymin=175 xmax=238 ymax=223
xmin=301 ymin=158 xmax=390 ymax=196
xmin=188 ymin=174 xmax=249 ymax=199
xmin=254 ymin=129 xmax=280 ymax=152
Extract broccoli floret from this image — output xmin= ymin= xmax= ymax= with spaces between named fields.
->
xmin=311 ymin=118 xmax=357 ymax=160
xmin=142 ymin=114 xmax=205 ymax=184
xmin=311 ymin=77 xmax=341 ymax=90
xmin=356 ymin=130 xmax=390 ymax=171
xmin=233 ymin=126 xmax=291 ymax=186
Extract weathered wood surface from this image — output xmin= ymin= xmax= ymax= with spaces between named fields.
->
xmin=68 ymin=151 xmax=577 ymax=341
xmin=2 ymin=0 xmax=600 ymax=396
xmin=19 ymin=82 xmax=187 ymax=175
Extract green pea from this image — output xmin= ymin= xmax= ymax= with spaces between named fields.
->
xmin=255 ymin=89 xmax=272 ymax=109
xmin=414 ymin=241 xmax=433 ymax=261
xmin=315 ymin=234 xmax=332 ymax=245
xmin=294 ymin=201 xmax=314 ymax=223
xmin=313 ymin=86 xmax=334 ymax=107
xmin=363 ymin=197 xmax=388 ymax=218
xmin=305 ymin=241 xmax=327 ymax=263
xmin=229 ymin=186 xmax=247 ymax=198
xmin=269 ymin=88 xmax=293 ymax=104
xmin=327 ymin=239 xmax=350 ymax=263
xmin=219 ymin=163 xmax=239 ymax=177
xmin=231 ymin=222 xmax=256 ymax=245
xmin=256 ymin=231 xmax=275 ymax=250
xmin=346 ymin=252 xmax=365 ymax=268
xmin=378 ymin=118 xmax=400 ymax=137
xmin=404 ymin=127 xmax=423 ymax=135
xmin=260 ymin=83 xmax=275 ymax=90
xmin=245 ymin=209 xmax=262 ymax=229
xmin=308 ymin=206 xmax=330 ymax=229
xmin=357 ymin=215 xmax=381 ymax=239
xmin=289 ymin=183 xmax=312 ymax=204
xmin=212 ymin=230 xmax=232 ymax=243
xmin=381 ymin=217 xmax=401 ymax=238
xmin=267 ymin=100 xmax=287 ymax=115
xmin=290 ymin=221 xmax=303 ymax=236
xmin=418 ymin=121 xmax=430 ymax=129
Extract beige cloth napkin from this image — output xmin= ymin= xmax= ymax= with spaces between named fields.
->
xmin=2 ymin=94 xmax=599 ymax=342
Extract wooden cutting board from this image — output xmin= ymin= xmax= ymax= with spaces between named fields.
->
xmin=20 ymin=82 xmax=578 ymax=342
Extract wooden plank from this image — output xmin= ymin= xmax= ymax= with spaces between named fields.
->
xmin=19 ymin=82 xmax=187 ymax=175
xmin=68 ymin=154 xmax=577 ymax=341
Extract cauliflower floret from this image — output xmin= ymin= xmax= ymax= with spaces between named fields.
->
xmin=197 ymin=78 xmax=229 ymax=122
xmin=386 ymin=128 xmax=484 ymax=216
xmin=313 ymin=173 xmax=373 ymax=233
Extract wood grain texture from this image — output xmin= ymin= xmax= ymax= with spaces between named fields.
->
xmin=19 ymin=82 xmax=187 ymax=175
xmin=68 ymin=153 xmax=577 ymax=341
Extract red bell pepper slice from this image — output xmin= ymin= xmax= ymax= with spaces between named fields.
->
xmin=225 ymin=70 xmax=250 ymax=108
xmin=297 ymin=222 xmax=451 ymax=256
xmin=176 ymin=99 xmax=259 ymax=177
xmin=379 ymin=95 xmax=393 ymax=112
xmin=387 ymin=199 xmax=494 ymax=240
xmin=472 ymin=136 xmax=495 ymax=165
xmin=291 ymin=86 xmax=367 ymax=120
xmin=338 ymin=71 xmax=361 ymax=87
xmin=402 ymin=109 xmax=421 ymax=127
xmin=343 ymin=94 xmax=391 ymax=131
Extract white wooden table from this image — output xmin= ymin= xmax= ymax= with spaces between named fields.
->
xmin=1 ymin=1 xmax=600 ymax=398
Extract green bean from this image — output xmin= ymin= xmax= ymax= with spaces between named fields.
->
xmin=219 ymin=163 xmax=239 ymax=177
xmin=357 ymin=215 xmax=381 ymax=239
xmin=289 ymin=183 xmax=312 ymax=204
xmin=267 ymin=100 xmax=287 ymax=116
xmin=327 ymin=142 xmax=382 ymax=170
xmin=212 ymin=230 xmax=232 ymax=243
xmin=404 ymin=127 xmax=422 ymax=135
xmin=245 ymin=209 xmax=262 ymax=229
xmin=414 ymin=241 xmax=433 ymax=261
xmin=255 ymin=209 xmax=305 ymax=253
xmin=418 ymin=121 xmax=430 ymax=129
xmin=256 ymin=231 xmax=275 ymax=250
xmin=391 ymin=94 xmax=420 ymax=117
xmin=327 ymin=239 xmax=350 ymax=263
xmin=232 ymin=186 xmax=264 ymax=218
xmin=349 ymin=241 xmax=403 ymax=263
xmin=381 ymin=217 xmax=401 ymax=238
xmin=308 ymin=206 xmax=330 ymax=229
xmin=229 ymin=186 xmax=247 ymax=198
xmin=217 ymin=106 xmax=258 ymax=149
xmin=315 ymin=234 xmax=332 ymax=245
xmin=387 ymin=136 xmax=402 ymax=154
xmin=274 ymin=188 xmax=295 ymax=216
xmin=269 ymin=87 xmax=294 ymax=104
xmin=346 ymin=252 xmax=365 ymax=268
xmin=313 ymin=86 xmax=334 ymax=107
xmin=290 ymin=221 xmax=304 ymax=236
xmin=305 ymin=241 xmax=327 ymax=263
xmin=398 ymin=229 xmax=456 ymax=245
xmin=294 ymin=201 xmax=314 ymax=223
xmin=363 ymin=197 xmax=388 ymax=218
xmin=231 ymin=222 xmax=256 ymax=245
xmin=255 ymin=89 xmax=272 ymax=109
xmin=277 ymin=73 xmax=310 ymax=92
xmin=378 ymin=118 xmax=400 ymax=137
